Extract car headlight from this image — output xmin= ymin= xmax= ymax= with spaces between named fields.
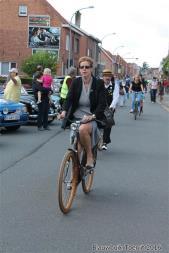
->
xmin=31 ymin=101 xmax=38 ymax=109
xmin=16 ymin=108 xmax=22 ymax=114
xmin=3 ymin=107 xmax=8 ymax=114
xmin=22 ymin=106 xmax=27 ymax=113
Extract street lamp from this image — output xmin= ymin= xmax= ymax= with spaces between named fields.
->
xmin=112 ymin=45 xmax=125 ymax=55
xmin=68 ymin=6 xmax=94 ymax=69
xmin=124 ymin=57 xmax=139 ymax=61
xmin=113 ymin=46 xmax=124 ymax=75
xmin=100 ymin=33 xmax=116 ymax=45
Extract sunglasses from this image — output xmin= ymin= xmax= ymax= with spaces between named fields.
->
xmin=79 ymin=65 xmax=92 ymax=69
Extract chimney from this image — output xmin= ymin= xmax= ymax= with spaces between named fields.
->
xmin=75 ymin=11 xmax=81 ymax=27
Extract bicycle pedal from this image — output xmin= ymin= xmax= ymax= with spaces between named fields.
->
xmin=89 ymin=168 xmax=94 ymax=174
xmin=66 ymin=182 xmax=72 ymax=190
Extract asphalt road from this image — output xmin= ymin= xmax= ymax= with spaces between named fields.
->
xmin=0 ymin=97 xmax=169 ymax=253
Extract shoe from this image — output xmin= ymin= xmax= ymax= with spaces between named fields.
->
xmin=101 ymin=143 xmax=107 ymax=150
xmin=85 ymin=165 xmax=95 ymax=174
xmin=43 ymin=127 xmax=51 ymax=130
xmin=37 ymin=101 xmax=42 ymax=104
xmin=38 ymin=127 xmax=43 ymax=131
xmin=66 ymin=181 xmax=72 ymax=190
xmin=130 ymin=109 xmax=133 ymax=113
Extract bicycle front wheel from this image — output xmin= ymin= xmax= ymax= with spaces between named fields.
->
xmin=81 ymin=151 xmax=94 ymax=194
xmin=58 ymin=150 xmax=77 ymax=214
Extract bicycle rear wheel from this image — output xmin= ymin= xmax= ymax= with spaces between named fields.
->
xmin=58 ymin=150 xmax=77 ymax=214
xmin=81 ymin=151 xmax=94 ymax=194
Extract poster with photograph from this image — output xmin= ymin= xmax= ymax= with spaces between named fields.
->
xmin=29 ymin=27 xmax=60 ymax=49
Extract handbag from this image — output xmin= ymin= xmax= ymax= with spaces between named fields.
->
xmin=103 ymin=106 xmax=115 ymax=127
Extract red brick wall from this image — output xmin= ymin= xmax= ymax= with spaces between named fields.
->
xmin=0 ymin=0 xmax=68 ymax=75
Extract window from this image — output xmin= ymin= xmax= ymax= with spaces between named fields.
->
xmin=74 ymin=38 xmax=79 ymax=53
xmin=19 ymin=5 xmax=27 ymax=16
xmin=87 ymin=48 xmax=93 ymax=58
xmin=66 ymin=34 xmax=70 ymax=51
xmin=0 ymin=62 xmax=16 ymax=76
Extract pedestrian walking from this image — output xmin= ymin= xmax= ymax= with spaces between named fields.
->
xmin=60 ymin=67 xmax=76 ymax=107
xmin=150 ymin=77 xmax=158 ymax=103
xmin=158 ymin=80 xmax=164 ymax=103
xmin=101 ymin=69 xmax=119 ymax=150
xmin=4 ymin=68 xmax=22 ymax=102
xmin=119 ymin=82 xmax=126 ymax=107
xmin=32 ymin=71 xmax=51 ymax=131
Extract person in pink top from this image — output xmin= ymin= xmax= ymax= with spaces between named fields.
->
xmin=37 ymin=68 xmax=53 ymax=103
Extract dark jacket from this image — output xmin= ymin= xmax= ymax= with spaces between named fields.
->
xmin=32 ymin=79 xmax=50 ymax=102
xmin=62 ymin=76 xmax=106 ymax=128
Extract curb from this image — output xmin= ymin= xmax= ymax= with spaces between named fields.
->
xmin=157 ymin=100 xmax=169 ymax=113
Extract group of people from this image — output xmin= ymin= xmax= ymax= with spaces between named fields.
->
xmin=3 ymin=56 xmax=167 ymax=172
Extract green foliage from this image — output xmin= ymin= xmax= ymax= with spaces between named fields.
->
xmin=21 ymin=77 xmax=33 ymax=85
xmin=162 ymin=56 xmax=169 ymax=77
xmin=21 ymin=51 xmax=58 ymax=77
xmin=0 ymin=76 xmax=6 ymax=84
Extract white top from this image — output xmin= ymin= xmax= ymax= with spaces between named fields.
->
xmin=110 ymin=80 xmax=120 ymax=109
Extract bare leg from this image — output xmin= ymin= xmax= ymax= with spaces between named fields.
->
xmin=79 ymin=123 xmax=93 ymax=166
xmin=37 ymin=91 xmax=42 ymax=103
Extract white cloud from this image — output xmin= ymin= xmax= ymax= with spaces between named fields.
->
xmin=48 ymin=0 xmax=169 ymax=67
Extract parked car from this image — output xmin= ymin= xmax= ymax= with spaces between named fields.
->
xmin=20 ymin=87 xmax=58 ymax=123
xmin=0 ymin=98 xmax=28 ymax=131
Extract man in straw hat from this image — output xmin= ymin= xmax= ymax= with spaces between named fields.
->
xmin=101 ymin=69 xmax=119 ymax=150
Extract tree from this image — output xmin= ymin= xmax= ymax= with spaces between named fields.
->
xmin=21 ymin=51 xmax=58 ymax=77
xmin=161 ymin=56 xmax=169 ymax=78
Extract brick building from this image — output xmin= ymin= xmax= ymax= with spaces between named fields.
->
xmin=0 ymin=0 xmax=100 ymax=76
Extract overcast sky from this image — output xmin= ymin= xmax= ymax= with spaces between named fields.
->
xmin=47 ymin=0 xmax=169 ymax=68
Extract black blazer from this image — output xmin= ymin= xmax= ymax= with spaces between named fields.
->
xmin=62 ymin=76 xmax=106 ymax=128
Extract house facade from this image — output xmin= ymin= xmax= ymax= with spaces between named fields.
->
xmin=0 ymin=0 xmax=100 ymax=76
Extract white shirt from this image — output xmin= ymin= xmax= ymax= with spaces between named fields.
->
xmin=110 ymin=80 xmax=119 ymax=109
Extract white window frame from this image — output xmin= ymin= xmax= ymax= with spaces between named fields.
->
xmin=66 ymin=34 xmax=70 ymax=51
xmin=19 ymin=5 xmax=27 ymax=17
xmin=0 ymin=62 xmax=16 ymax=76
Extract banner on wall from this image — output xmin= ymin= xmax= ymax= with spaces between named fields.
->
xmin=29 ymin=15 xmax=50 ymax=27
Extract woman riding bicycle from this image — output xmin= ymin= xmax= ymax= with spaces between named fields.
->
xmin=129 ymin=75 xmax=144 ymax=113
xmin=60 ymin=56 xmax=107 ymax=170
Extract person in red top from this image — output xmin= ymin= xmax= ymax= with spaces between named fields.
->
xmin=37 ymin=68 xmax=53 ymax=104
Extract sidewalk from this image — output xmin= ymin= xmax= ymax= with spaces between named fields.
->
xmin=157 ymin=93 xmax=169 ymax=112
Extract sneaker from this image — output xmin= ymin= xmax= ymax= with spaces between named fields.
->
xmin=102 ymin=143 xmax=107 ymax=150
xmin=38 ymin=127 xmax=43 ymax=131
xmin=43 ymin=126 xmax=51 ymax=130
xmin=66 ymin=181 xmax=72 ymax=190
xmin=37 ymin=101 xmax=42 ymax=104
xmin=130 ymin=109 xmax=133 ymax=113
